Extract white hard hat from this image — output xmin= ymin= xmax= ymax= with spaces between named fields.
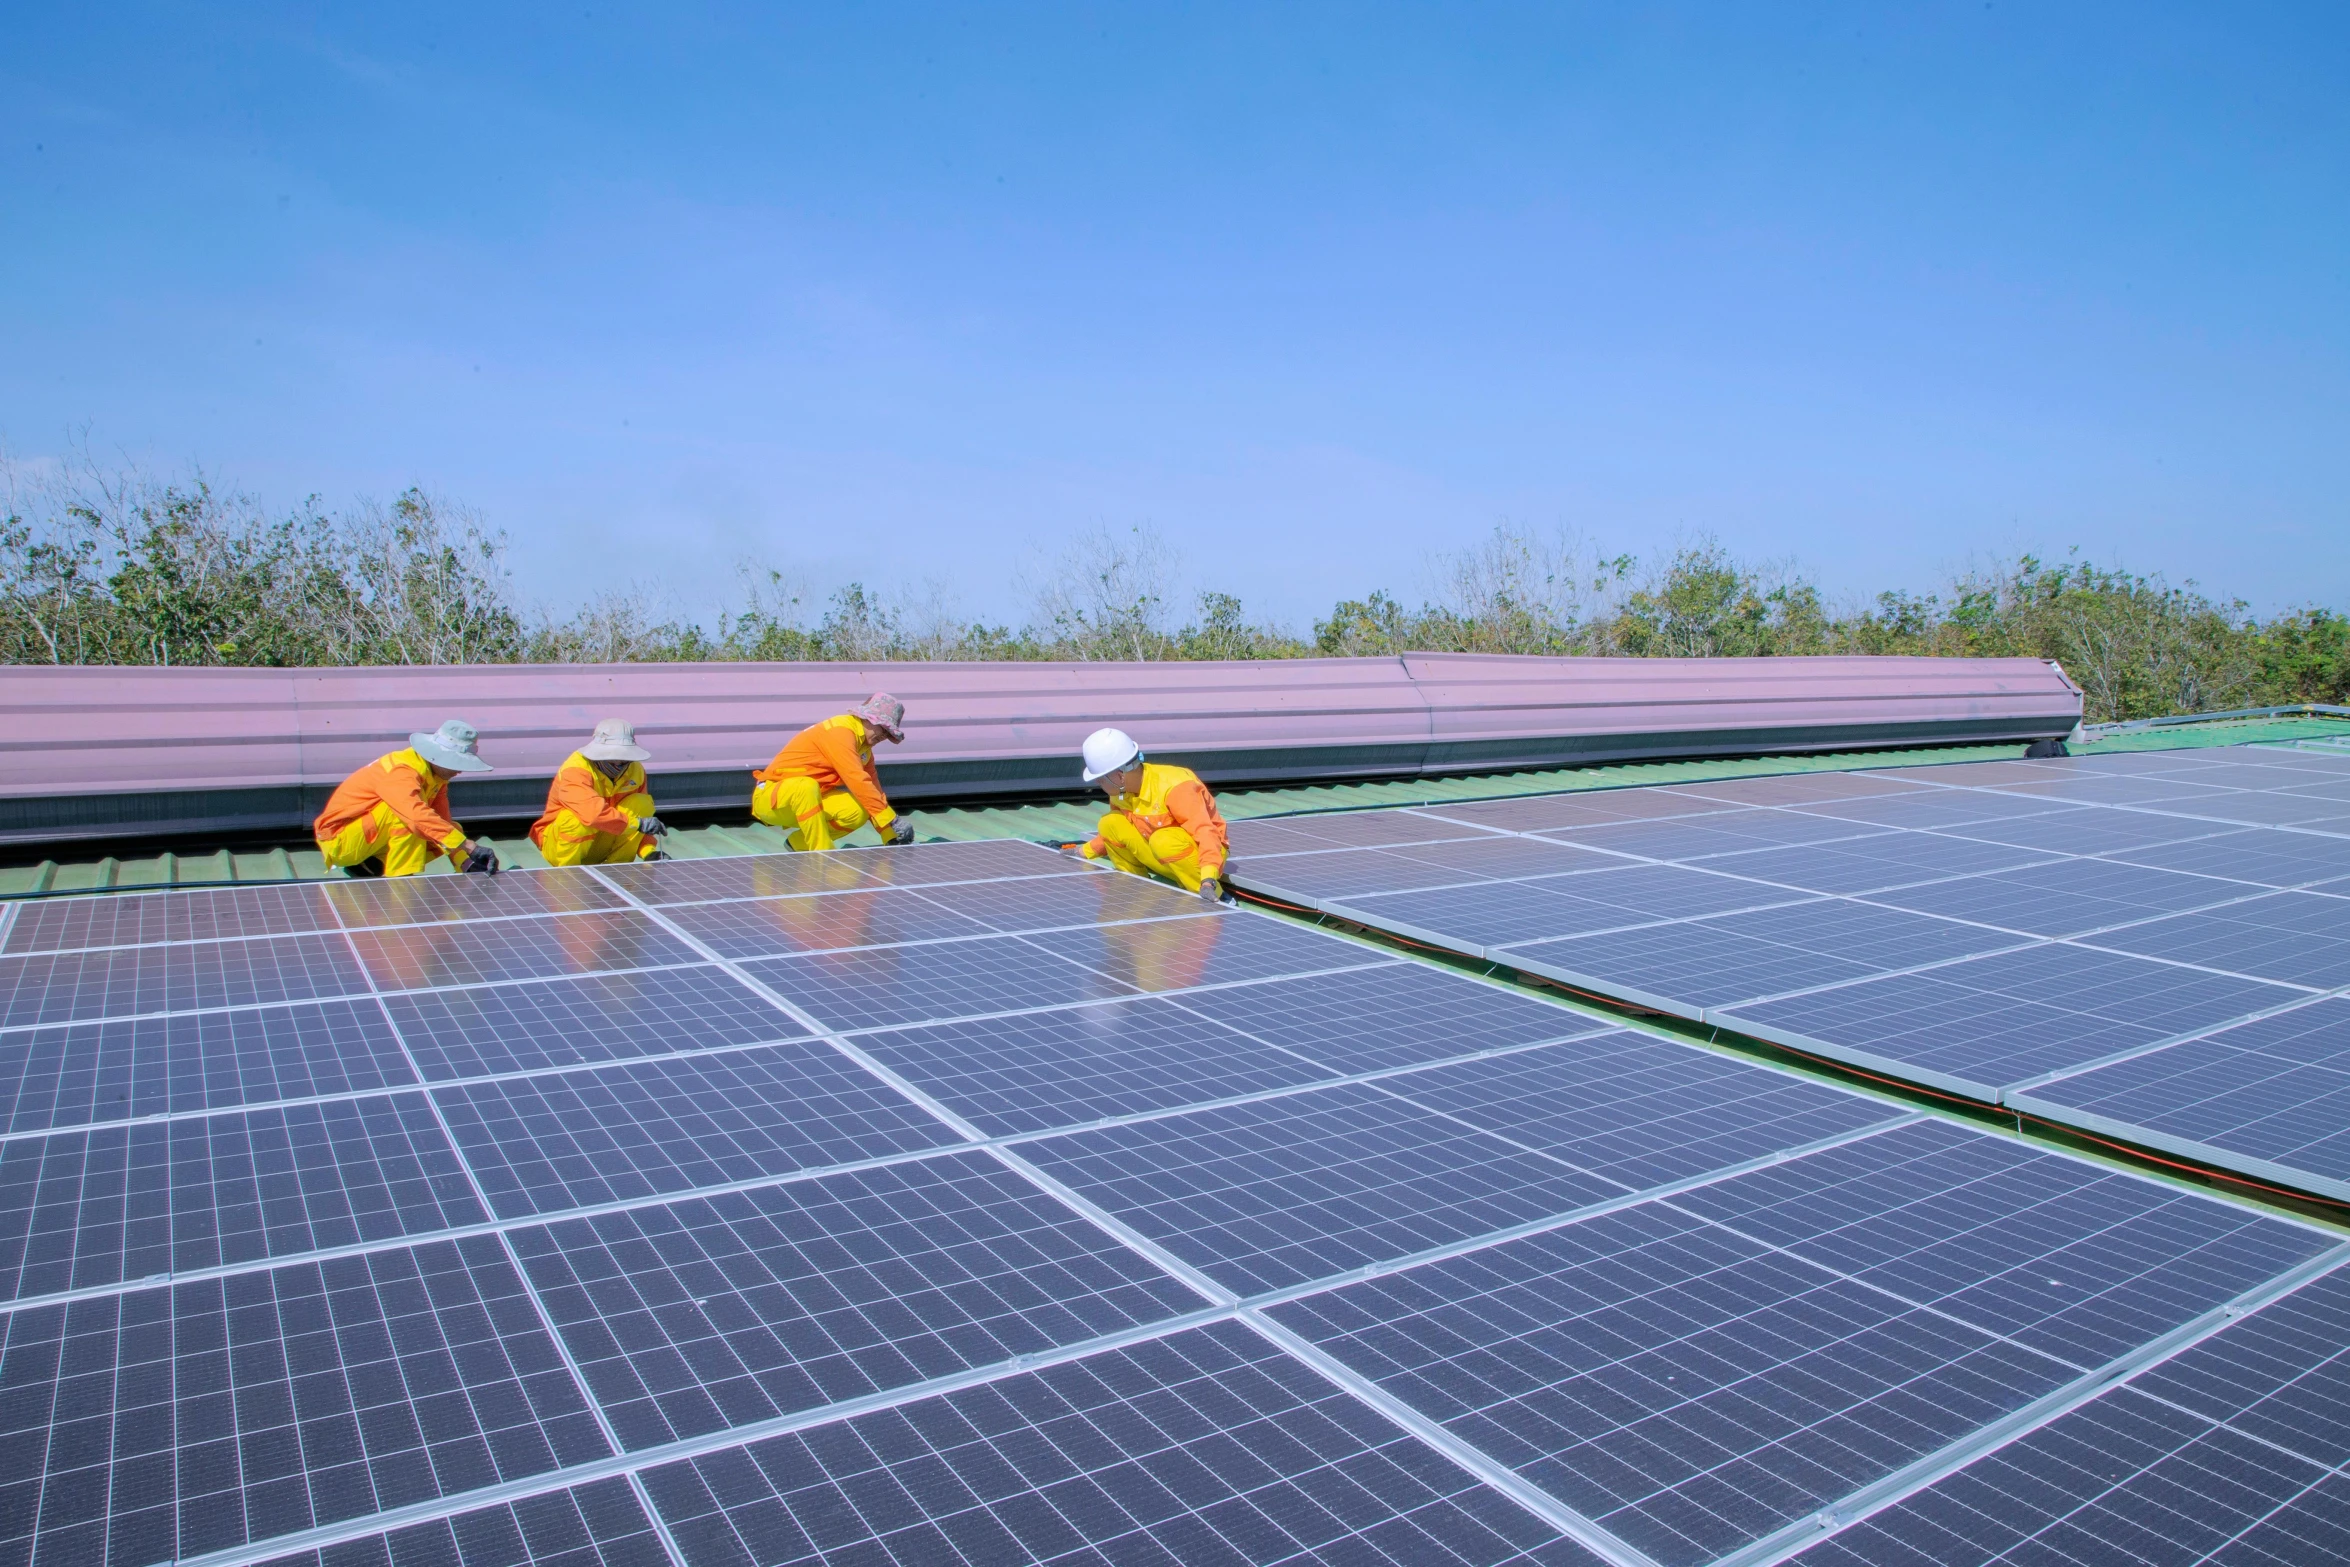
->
xmin=1081 ymin=727 xmax=1143 ymax=783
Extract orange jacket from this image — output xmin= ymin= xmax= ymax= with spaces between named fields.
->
xmin=756 ymin=715 xmax=897 ymax=832
xmin=1086 ymin=761 xmax=1228 ymax=876
xmin=314 ymin=748 xmax=468 ymax=853
xmin=529 ymin=752 xmax=649 ymax=847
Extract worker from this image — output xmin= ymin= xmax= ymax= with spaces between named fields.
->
xmin=1075 ymin=727 xmax=1230 ymax=903
xmin=530 ymin=718 xmax=669 ymax=866
xmin=751 ymin=694 xmax=916 ymax=850
xmin=314 ymin=719 xmax=499 ymax=878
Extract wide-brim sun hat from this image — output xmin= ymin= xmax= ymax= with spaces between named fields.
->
xmin=582 ymin=717 xmax=652 ymax=762
xmin=410 ymin=719 xmax=493 ymax=773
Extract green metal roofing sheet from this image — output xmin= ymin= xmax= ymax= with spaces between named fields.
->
xmin=5 ymin=712 xmax=2345 ymax=898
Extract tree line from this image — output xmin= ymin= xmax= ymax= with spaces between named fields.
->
xmin=4 ymin=452 xmax=2344 ymax=723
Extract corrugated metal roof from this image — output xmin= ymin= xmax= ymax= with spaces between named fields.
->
xmin=6 ymin=713 xmax=2340 ymax=899
xmin=1 ymin=653 xmax=2080 ymax=844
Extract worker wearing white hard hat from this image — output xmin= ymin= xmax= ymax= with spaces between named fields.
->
xmin=531 ymin=718 xmax=669 ymax=867
xmin=314 ymin=719 xmax=500 ymax=878
xmin=1075 ymin=728 xmax=1231 ymax=902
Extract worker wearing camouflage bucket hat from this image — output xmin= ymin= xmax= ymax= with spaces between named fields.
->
xmin=751 ymin=694 xmax=915 ymax=850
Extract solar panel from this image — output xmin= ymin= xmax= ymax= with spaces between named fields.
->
xmin=1235 ymin=746 xmax=2350 ymax=1194
xmin=1796 ymin=1261 xmax=2350 ymax=1566
xmin=3 ymin=830 xmax=2343 ymax=1567
xmin=2011 ymin=997 xmax=2350 ymax=1202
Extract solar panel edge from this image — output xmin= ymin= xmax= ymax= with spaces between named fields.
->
xmin=1757 ymin=1241 xmax=2350 ymax=1567
xmin=2003 ymin=1088 xmax=2350 ymax=1208
xmin=1697 ymin=1007 xmax=2008 ymax=1102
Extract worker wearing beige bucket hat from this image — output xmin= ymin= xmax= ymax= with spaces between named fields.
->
xmin=314 ymin=718 xmax=500 ymax=877
xmin=531 ymin=718 xmax=670 ymax=866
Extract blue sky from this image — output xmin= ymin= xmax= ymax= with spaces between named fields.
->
xmin=4 ymin=3 xmax=2344 ymax=629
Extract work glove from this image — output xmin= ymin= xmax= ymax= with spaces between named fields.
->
xmin=884 ymin=818 xmax=916 ymax=846
xmin=1198 ymin=875 xmax=1225 ymax=905
xmin=633 ymin=814 xmax=668 ymax=837
xmin=460 ymin=841 xmax=500 ymax=875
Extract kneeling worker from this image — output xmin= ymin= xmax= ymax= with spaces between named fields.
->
xmin=531 ymin=718 xmax=668 ymax=866
xmin=1077 ymin=728 xmax=1230 ymax=903
xmin=315 ymin=719 xmax=499 ymax=878
xmin=752 ymin=694 xmax=915 ymax=850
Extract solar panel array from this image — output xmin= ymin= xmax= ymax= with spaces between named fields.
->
xmin=0 ymin=833 xmax=2344 ymax=1567
xmin=1231 ymin=743 xmax=2350 ymax=1206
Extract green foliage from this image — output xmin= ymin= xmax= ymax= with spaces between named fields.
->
xmin=5 ymin=457 xmax=2342 ymax=723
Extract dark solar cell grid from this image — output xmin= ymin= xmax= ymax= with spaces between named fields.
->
xmin=326 ymin=868 xmax=627 ymax=928
xmin=598 ymin=851 xmax=881 ymax=906
xmin=1504 ymin=921 xmax=1881 ymax=1011
xmin=2082 ymin=890 xmax=2350 ymax=989
xmin=1719 ymin=943 xmax=2302 ymax=1095
xmin=0 ymin=934 xmax=368 ymax=1029
xmin=1803 ymin=1263 xmax=2350 ymax=1566
xmin=1023 ymin=1082 xmax=1626 ymax=1296
xmin=2165 ymin=791 xmax=2350 ymax=829
xmin=1252 ymin=809 xmax=1504 ymax=849
xmin=841 ymin=837 xmax=1088 ymax=886
xmin=1864 ymin=858 xmax=2251 ymax=937
xmin=3 ymin=883 xmax=338 ymax=955
xmin=743 ymin=935 xmax=1139 ymax=1032
xmin=914 ymin=869 xmax=1216 ymax=934
xmin=1221 ymin=816 xmax=1359 ymax=857
xmin=1795 ymin=1390 xmax=2342 ymax=1567
xmin=662 ymin=887 xmax=993 ymax=958
xmin=1793 ymin=791 xmax=2078 ymax=831
xmin=1023 ymin=912 xmax=1391 ymax=993
xmin=1393 ymin=835 xmax=1636 ymax=879
xmin=348 ymin=912 xmax=698 ymax=992
xmin=1528 ymin=815 xmax=1788 ymax=861
xmin=0 ymin=999 xmax=415 ymax=1134
xmin=1390 ymin=1035 xmax=1909 ymax=1192
xmin=1699 ymin=897 xmax=2027 ymax=971
xmin=1986 ymin=774 xmax=2241 ymax=807
xmin=0 ymin=1235 xmax=608 ymax=1567
xmin=2112 ymin=828 xmax=2350 ymax=887
xmin=1269 ymin=1197 xmax=2075 ymax=1567
xmin=387 ymin=967 xmax=802 ymax=1082
xmin=856 ymin=995 xmax=1339 ymax=1136
xmin=1527 ymin=862 xmax=1814 ymax=922
xmin=1330 ymin=881 xmax=1622 ymax=952
xmin=1675 ymin=772 xmax=1930 ymax=806
xmin=1946 ymin=807 xmax=2240 ymax=855
xmin=1666 ymin=1119 xmax=2331 ymax=1369
xmin=255 ymin=1477 xmax=672 ymax=1567
xmin=2015 ymin=1000 xmax=2350 ymax=1189
xmin=433 ymin=1043 xmax=959 ymax=1219
xmin=505 ymin=1151 xmax=1201 ymax=1448
xmin=1690 ymin=836 xmax=2059 ymax=895
xmin=640 ymin=1318 xmax=1606 ymax=1567
xmin=1174 ymin=963 xmax=1607 ymax=1075
xmin=1235 ymin=847 xmax=1482 ymax=900
xmin=0 ymin=1092 xmax=485 ymax=1300
xmin=1422 ymin=796 xmax=1649 ymax=833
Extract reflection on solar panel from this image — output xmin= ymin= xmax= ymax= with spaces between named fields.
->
xmin=1 ymin=828 xmax=2344 ymax=1567
xmin=1231 ymin=743 xmax=2350 ymax=1203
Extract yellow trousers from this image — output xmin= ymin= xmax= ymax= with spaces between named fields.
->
xmin=753 ymin=777 xmax=870 ymax=851
xmin=539 ymin=791 xmax=657 ymax=867
xmin=317 ymin=803 xmax=454 ymax=878
xmin=1096 ymin=814 xmax=1206 ymax=893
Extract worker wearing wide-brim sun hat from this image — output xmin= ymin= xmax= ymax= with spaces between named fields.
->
xmin=751 ymin=694 xmax=915 ymax=851
xmin=531 ymin=717 xmax=670 ymax=867
xmin=1074 ymin=727 xmax=1231 ymax=903
xmin=314 ymin=719 xmax=500 ymax=878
